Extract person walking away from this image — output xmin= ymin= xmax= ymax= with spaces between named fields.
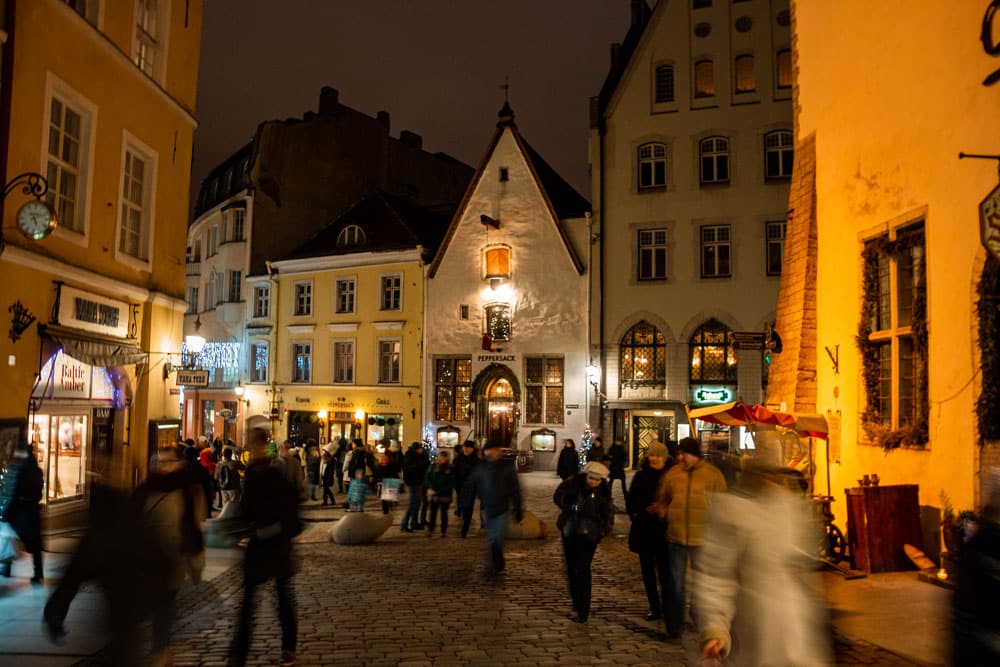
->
xmin=607 ymin=440 xmax=628 ymax=503
xmin=626 ymin=442 xmax=671 ymax=622
xmin=185 ymin=444 xmax=214 ymax=519
xmin=554 ymin=462 xmax=614 ymax=623
xmin=320 ymin=451 xmax=337 ymax=507
xmin=216 ymin=447 xmax=242 ymax=507
xmin=346 ymin=468 xmax=372 ymax=512
xmin=274 ymin=441 xmax=305 ymax=501
xmin=586 ymin=436 xmax=607 ymax=463
xmin=230 ymin=427 xmax=301 ymax=667
xmin=424 ymin=450 xmax=455 ymax=537
xmin=465 ymin=441 xmax=523 ymax=577
xmin=400 ymin=442 xmax=429 ymax=531
xmin=0 ymin=441 xmax=44 ymax=583
xmin=557 ymin=439 xmax=580 ymax=481
xmin=454 ymin=441 xmax=480 ymax=537
xmin=697 ymin=461 xmax=830 ymax=665
xmin=305 ymin=446 xmax=321 ymax=502
xmin=334 ymin=438 xmax=348 ymax=494
xmin=651 ymin=437 xmax=726 ymax=639
xmin=373 ymin=449 xmax=401 ymax=514
xmin=200 ymin=439 xmax=220 ymax=511
xmin=134 ymin=445 xmax=207 ymax=667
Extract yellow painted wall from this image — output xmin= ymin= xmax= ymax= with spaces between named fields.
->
xmin=793 ymin=1 xmax=996 ymax=512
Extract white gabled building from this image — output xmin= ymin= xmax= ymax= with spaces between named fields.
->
xmin=423 ymin=103 xmax=591 ymax=470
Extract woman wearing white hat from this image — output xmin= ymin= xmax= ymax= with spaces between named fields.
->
xmin=553 ymin=461 xmax=614 ymax=623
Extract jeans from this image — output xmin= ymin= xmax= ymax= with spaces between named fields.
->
xmin=666 ymin=542 xmax=701 ymax=635
xmin=562 ymin=537 xmax=599 ymax=619
xmin=638 ymin=543 xmax=671 ymax=617
xmin=309 ymin=483 xmax=318 ymax=500
xmin=322 ymin=484 xmax=335 ymax=505
xmin=427 ymin=500 xmax=451 ymax=534
xmin=232 ymin=575 xmax=296 ymax=664
xmin=485 ymin=512 xmax=508 ymax=573
xmin=401 ymin=484 xmax=422 ymax=530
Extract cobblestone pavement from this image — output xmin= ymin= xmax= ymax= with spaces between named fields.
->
xmin=72 ymin=472 xmax=939 ymax=667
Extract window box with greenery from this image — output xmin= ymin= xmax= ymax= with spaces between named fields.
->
xmin=856 ymin=224 xmax=928 ymax=450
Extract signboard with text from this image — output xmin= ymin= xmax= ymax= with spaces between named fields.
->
xmin=176 ymin=369 xmax=209 ymax=387
xmin=56 ymin=284 xmax=131 ymax=339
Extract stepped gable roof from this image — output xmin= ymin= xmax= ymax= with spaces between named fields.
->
xmin=428 ymin=104 xmax=590 ymax=278
xmin=596 ymin=0 xmax=652 ymax=120
xmin=281 ymin=190 xmax=451 ymax=261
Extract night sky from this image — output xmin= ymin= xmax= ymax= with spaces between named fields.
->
xmin=190 ymin=1 xmax=631 ymax=211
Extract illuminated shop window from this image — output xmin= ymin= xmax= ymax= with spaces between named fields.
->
xmin=525 ymin=356 xmax=564 ymax=425
xmin=434 ymin=357 xmax=472 ymax=421
xmin=689 ymin=318 xmax=737 ymax=383
xmin=620 ymin=322 xmax=666 ymax=386
xmin=485 ymin=303 xmax=512 ymax=342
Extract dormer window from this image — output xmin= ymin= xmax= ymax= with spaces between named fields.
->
xmin=337 ymin=224 xmax=366 ymax=248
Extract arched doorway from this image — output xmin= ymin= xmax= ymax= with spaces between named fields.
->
xmin=471 ymin=363 xmax=521 ymax=447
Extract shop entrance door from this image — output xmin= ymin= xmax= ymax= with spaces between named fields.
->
xmin=484 ymin=378 xmax=514 ymax=448
xmin=631 ymin=415 xmax=673 ymax=464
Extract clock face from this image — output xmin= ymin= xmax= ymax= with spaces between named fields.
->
xmin=17 ymin=200 xmax=57 ymax=240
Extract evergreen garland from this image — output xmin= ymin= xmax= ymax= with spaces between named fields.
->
xmin=977 ymin=257 xmax=1000 ymax=441
xmin=855 ymin=230 xmax=929 ymax=451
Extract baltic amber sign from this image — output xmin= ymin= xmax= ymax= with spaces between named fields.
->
xmin=57 ymin=284 xmax=130 ymax=339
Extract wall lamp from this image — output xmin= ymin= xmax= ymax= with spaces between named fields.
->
xmin=586 ymin=362 xmax=608 ymax=401
xmin=233 ymin=382 xmax=250 ymax=408
xmin=163 ymin=331 xmax=208 ymax=380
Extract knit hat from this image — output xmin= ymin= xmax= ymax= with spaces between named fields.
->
xmin=581 ymin=461 xmax=610 ymax=480
xmin=678 ymin=437 xmax=702 ymax=458
xmin=646 ymin=442 xmax=668 ymax=459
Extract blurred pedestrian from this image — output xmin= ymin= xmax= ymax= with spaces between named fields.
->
xmin=334 ymin=438 xmax=348 ymax=494
xmin=554 ymin=461 xmax=614 ymax=623
xmin=305 ymin=445 xmax=321 ymax=501
xmin=347 ymin=468 xmax=371 ymax=512
xmin=320 ymin=451 xmax=337 ymax=507
xmin=607 ymin=440 xmax=628 ymax=502
xmin=0 ymin=440 xmax=43 ymax=583
xmin=557 ymin=438 xmax=580 ymax=481
xmin=586 ymin=436 xmax=607 ymax=463
xmin=374 ymin=449 xmax=401 ymax=514
xmin=424 ymin=449 xmax=455 ymax=537
xmin=465 ymin=441 xmax=523 ymax=577
xmin=230 ymin=427 xmax=301 ymax=667
xmin=400 ymin=442 xmax=429 ymax=531
xmin=134 ymin=445 xmax=207 ymax=667
xmin=216 ymin=447 xmax=242 ymax=507
xmin=274 ymin=440 xmax=305 ymax=500
xmin=626 ymin=442 xmax=671 ymax=622
xmin=652 ymin=437 xmax=726 ymax=638
xmin=697 ymin=462 xmax=830 ymax=665
xmin=454 ymin=441 xmax=480 ymax=536
xmin=185 ymin=443 xmax=214 ymax=519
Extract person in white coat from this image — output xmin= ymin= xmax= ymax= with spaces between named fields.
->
xmin=696 ymin=460 xmax=831 ymax=666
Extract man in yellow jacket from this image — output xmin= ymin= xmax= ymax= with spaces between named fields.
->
xmin=652 ymin=436 xmax=726 ymax=639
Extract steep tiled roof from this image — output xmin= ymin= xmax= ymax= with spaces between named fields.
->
xmin=596 ymin=1 xmax=652 ymax=120
xmin=521 ymin=139 xmax=590 ymax=219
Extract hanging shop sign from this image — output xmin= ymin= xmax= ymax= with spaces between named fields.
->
xmin=692 ymin=385 xmax=733 ymax=405
xmin=979 ymin=182 xmax=1000 ymax=263
xmin=176 ymin=369 xmax=209 ymax=387
xmin=56 ymin=284 xmax=131 ymax=339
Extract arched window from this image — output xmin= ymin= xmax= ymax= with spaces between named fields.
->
xmin=699 ymin=136 xmax=729 ymax=184
xmin=337 ymin=224 xmax=366 ymax=248
xmin=689 ymin=318 xmax=737 ymax=383
xmin=694 ymin=59 xmax=714 ymax=98
xmin=620 ymin=321 xmax=666 ymax=385
xmin=638 ymin=142 xmax=667 ymax=190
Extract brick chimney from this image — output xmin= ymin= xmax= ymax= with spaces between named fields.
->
xmin=318 ymin=86 xmax=339 ymax=114
xmin=376 ymin=111 xmax=390 ymax=132
xmin=399 ymin=130 xmax=422 ymax=150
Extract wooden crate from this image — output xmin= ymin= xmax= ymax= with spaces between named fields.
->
xmin=845 ymin=484 xmax=922 ymax=573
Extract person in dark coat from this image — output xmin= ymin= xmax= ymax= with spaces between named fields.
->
xmin=464 ymin=441 xmax=524 ymax=577
xmin=305 ymin=444 xmax=321 ymax=501
xmin=184 ymin=444 xmax=214 ymax=519
xmin=400 ymin=442 xmax=430 ymax=531
xmin=320 ymin=450 xmax=337 ymax=506
xmin=557 ymin=439 xmax=581 ymax=481
xmin=0 ymin=441 xmax=44 ymax=582
xmin=554 ymin=461 xmax=614 ymax=623
xmin=230 ymin=427 xmax=301 ymax=667
xmin=586 ymin=436 xmax=607 ymax=463
xmin=373 ymin=450 xmax=402 ymax=514
xmin=626 ymin=442 xmax=672 ymax=622
xmin=607 ymin=440 xmax=628 ymax=502
xmin=453 ymin=441 xmax=480 ymax=536
xmin=334 ymin=438 xmax=348 ymax=494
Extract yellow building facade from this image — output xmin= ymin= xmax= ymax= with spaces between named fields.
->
xmin=0 ymin=0 xmax=202 ymax=526
xmin=772 ymin=1 xmax=997 ymax=521
xmin=261 ymin=249 xmax=425 ymax=452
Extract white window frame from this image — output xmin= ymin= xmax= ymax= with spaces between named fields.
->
xmin=228 ymin=270 xmax=242 ymax=303
xmin=332 ymin=338 xmax=356 ymax=385
xmin=186 ymin=286 xmax=198 ymax=314
xmin=701 ymin=224 xmax=732 ymax=279
xmin=379 ymin=273 xmax=402 ymax=311
xmin=699 ymin=136 xmax=730 ymax=185
xmin=766 ymin=221 xmax=787 ymax=276
xmin=377 ymin=337 xmax=402 ymax=385
xmin=132 ymin=0 xmax=171 ymax=83
xmin=230 ymin=208 xmax=246 ymax=241
xmin=207 ymin=225 xmax=219 ymax=256
xmin=252 ymin=284 xmax=270 ymax=319
xmin=205 ymin=272 xmax=217 ymax=309
xmin=637 ymin=228 xmax=668 ymax=281
xmin=293 ymin=280 xmax=313 ymax=317
xmin=291 ymin=341 xmax=312 ymax=384
xmin=637 ymin=142 xmax=667 ymax=191
xmin=335 ymin=277 xmax=356 ymax=314
xmin=250 ymin=340 xmax=269 ymax=383
xmin=41 ymin=72 xmax=97 ymax=246
xmin=114 ymin=131 xmax=157 ymax=270
xmin=337 ymin=224 xmax=366 ymax=248
xmin=765 ymin=130 xmax=794 ymax=179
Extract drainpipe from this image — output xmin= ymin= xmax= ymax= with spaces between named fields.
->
xmin=598 ymin=115 xmax=607 ymax=437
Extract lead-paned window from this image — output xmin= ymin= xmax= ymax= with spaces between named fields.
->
xmin=689 ymin=318 xmax=737 ymax=383
xmin=525 ymin=356 xmax=564 ymax=425
xmin=620 ymin=322 xmax=666 ymax=386
xmin=654 ymin=65 xmax=675 ymax=103
xmin=485 ymin=303 xmax=512 ymax=341
xmin=434 ymin=357 xmax=472 ymax=421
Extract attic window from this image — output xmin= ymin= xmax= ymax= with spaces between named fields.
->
xmin=499 ymin=167 xmax=509 ymax=182
xmin=337 ymin=224 xmax=366 ymax=248
xmin=484 ymin=246 xmax=511 ymax=280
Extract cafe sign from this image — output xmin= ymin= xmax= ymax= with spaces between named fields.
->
xmin=692 ymin=385 xmax=733 ymax=405
xmin=57 ymin=284 xmax=131 ymax=339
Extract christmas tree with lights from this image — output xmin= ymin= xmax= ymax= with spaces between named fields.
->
xmin=579 ymin=424 xmax=594 ymax=466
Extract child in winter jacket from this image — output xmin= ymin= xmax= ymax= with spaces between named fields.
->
xmin=347 ymin=468 xmax=371 ymax=511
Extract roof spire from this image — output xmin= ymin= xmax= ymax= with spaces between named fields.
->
xmin=497 ymin=75 xmax=515 ymax=127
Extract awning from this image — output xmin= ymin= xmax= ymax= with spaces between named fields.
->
xmin=686 ymin=401 xmax=829 ymax=440
xmin=39 ymin=324 xmax=147 ymax=367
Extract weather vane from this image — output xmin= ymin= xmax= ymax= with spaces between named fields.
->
xmin=500 ymin=75 xmax=510 ymax=103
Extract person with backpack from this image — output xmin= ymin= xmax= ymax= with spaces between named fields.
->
xmin=216 ymin=448 xmax=241 ymax=506
xmin=230 ymin=427 xmax=301 ymax=667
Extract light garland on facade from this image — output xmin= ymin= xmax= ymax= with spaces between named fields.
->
xmin=182 ymin=340 xmax=241 ymax=372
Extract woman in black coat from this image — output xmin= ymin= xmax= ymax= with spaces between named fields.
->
xmin=554 ymin=461 xmax=614 ymax=623
xmin=625 ymin=441 xmax=671 ymax=622
xmin=556 ymin=439 xmax=580 ymax=481
xmin=0 ymin=442 xmax=44 ymax=582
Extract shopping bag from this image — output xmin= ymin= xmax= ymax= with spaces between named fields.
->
xmin=0 ymin=522 xmax=22 ymax=562
xmin=380 ymin=478 xmax=401 ymax=502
